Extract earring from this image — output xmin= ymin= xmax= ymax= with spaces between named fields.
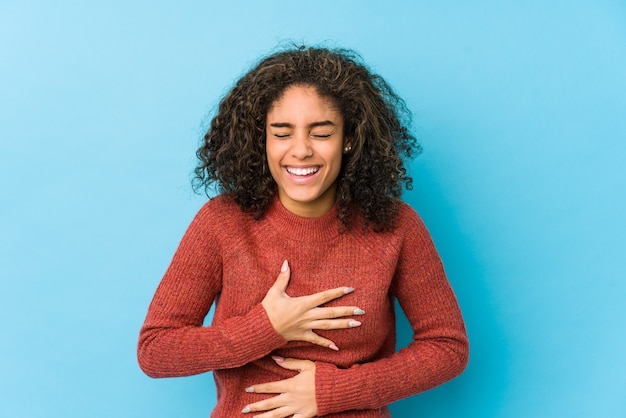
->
xmin=344 ymin=145 xmax=352 ymax=153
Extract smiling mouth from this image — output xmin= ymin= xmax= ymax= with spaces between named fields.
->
xmin=285 ymin=166 xmax=320 ymax=176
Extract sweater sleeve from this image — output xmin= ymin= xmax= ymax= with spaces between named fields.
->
xmin=314 ymin=209 xmax=469 ymax=415
xmin=137 ymin=202 xmax=287 ymax=378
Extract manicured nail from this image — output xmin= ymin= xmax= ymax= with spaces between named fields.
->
xmin=349 ymin=320 xmax=361 ymax=327
xmin=354 ymin=308 xmax=365 ymax=315
xmin=329 ymin=343 xmax=339 ymax=351
xmin=271 ymin=355 xmax=284 ymax=363
xmin=281 ymin=260 xmax=289 ymax=273
xmin=242 ymin=406 xmax=251 ymax=413
xmin=245 ymin=386 xmax=254 ymax=393
xmin=343 ymin=287 xmax=354 ymax=294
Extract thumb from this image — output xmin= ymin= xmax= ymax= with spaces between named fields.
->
xmin=271 ymin=259 xmax=291 ymax=293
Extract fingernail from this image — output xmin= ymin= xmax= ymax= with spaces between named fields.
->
xmin=245 ymin=386 xmax=254 ymax=393
xmin=343 ymin=287 xmax=354 ymax=294
xmin=271 ymin=355 xmax=284 ymax=363
xmin=349 ymin=320 xmax=361 ymax=327
xmin=329 ymin=343 xmax=339 ymax=351
xmin=281 ymin=260 xmax=289 ymax=273
xmin=354 ymin=308 xmax=365 ymax=315
xmin=242 ymin=406 xmax=251 ymax=413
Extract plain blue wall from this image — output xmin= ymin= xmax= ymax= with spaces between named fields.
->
xmin=1 ymin=1 xmax=625 ymax=417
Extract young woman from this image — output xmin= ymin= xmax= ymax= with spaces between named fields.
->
xmin=138 ymin=46 xmax=469 ymax=417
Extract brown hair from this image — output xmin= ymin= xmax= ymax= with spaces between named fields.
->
xmin=194 ymin=45 xmax=420 ymax=231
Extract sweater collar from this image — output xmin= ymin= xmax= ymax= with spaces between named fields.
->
xmin=264 ymin=196 xmax=341 ymax=242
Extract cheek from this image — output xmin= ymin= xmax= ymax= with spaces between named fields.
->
xmin=265 ymin=144 xmax=283 ymax=179
xmin=265 ymin=141 xmax=279 ymax=165
xmin=326 ymin=146 xmax=345 ymax=169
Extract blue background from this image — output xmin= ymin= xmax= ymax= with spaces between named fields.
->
xmin=1 ymin=1 xmax=625 ymax=417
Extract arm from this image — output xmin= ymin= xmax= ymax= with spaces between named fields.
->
xmin=137 ymin=204 xmax=287 ymax=378
xmin=314 ymin=210 xmax=469 ymax=415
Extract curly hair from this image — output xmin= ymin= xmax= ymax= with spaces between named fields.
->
xmin=193 ymin=45 xmax=420 ymax=232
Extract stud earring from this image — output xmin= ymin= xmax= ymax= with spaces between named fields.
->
xmin=344 ymin=145 xmax=352 ymax=153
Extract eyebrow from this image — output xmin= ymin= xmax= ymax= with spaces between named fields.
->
xmin=269 ymin=120 xmax=336 ymax=129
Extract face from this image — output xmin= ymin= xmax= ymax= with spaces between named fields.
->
xmin=265 ymin=85 xmax=348 ymax=217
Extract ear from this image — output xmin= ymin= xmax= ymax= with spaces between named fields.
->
xmin=343 ymin=141 xmax=352 ymax=154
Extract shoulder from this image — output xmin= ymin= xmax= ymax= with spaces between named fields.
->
xmin=392 ymin=200 xmax=438 ymax=245
xmin=397 ymin=200 xmax=419 ymax=218
xmin=348 ymin=201 xmax=426 ymax=246
xmin=196 ymin=194 xmax=240 ymax=215
xmin=395 ymin=201 xmax=427 ymax=231
xmin=190 ymin=194 xmax=251 ymax=232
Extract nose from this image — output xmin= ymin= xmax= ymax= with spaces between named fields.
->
xmin=290 ymin=131 xmax=313 ymax=160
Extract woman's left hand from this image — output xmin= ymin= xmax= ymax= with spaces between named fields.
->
xmin=242 ymin=357 xmax=318 ymax=418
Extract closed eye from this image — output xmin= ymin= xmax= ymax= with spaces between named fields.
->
xmin=310 ymin=131 xmax=334 ymax=139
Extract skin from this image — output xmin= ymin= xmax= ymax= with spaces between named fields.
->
xmin=244 ymin=86 xmax=360 ymax=417
xmin=265 ymin=84 xmax=350 ymax=218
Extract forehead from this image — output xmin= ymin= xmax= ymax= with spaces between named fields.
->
xmin=267 ymin=85 xmax=341 ymax=120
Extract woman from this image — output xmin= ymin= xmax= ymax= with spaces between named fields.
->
xmin=138 ymin=46 xmax=469 ymax=417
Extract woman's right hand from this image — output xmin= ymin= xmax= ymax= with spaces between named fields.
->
xmin=261 ymin=260 xmax=365 ymax=350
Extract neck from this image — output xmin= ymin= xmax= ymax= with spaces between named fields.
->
xmin=277 ymin=185 xmax=337 ymax=218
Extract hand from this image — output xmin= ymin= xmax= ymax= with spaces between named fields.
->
xmin=262 ymin=260 xmax=365 ymax=350
xmin=242 ymin=357 xmax=317 ymax=418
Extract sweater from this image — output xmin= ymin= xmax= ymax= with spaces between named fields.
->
xmin=138 ymin=195 xmax=469 ymax=417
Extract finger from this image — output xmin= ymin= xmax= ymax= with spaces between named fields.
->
xmin=249 ymin=407 xmax=292 ymax=418
xmin=308 ymin=318 xmax=362 ymax=331
xmin=306 ymin=306 xmax=366 ymax=321
xmin=303 ymin=286 xmax=354 ymax=308
xmin=271 ymin=356 xmax=313 ymax=372
xmin=242 ymin=393 xmax=287 ymax=414
xmin=270 ymin=260 xmax=291 ymax=293
xmin=301 ymin=330 xmax=339 ymax=351
xmin=244 ymin=404 xmax=292 ymax=418
xmin=246 ymin=379 xmax=289 ymax=394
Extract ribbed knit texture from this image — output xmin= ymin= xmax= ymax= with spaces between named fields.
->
xmin=138 ymin=195 xmax=469 ymax=417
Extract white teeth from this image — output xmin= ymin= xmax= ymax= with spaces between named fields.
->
xmin=286 ymin=166 xmax=319 ymax=176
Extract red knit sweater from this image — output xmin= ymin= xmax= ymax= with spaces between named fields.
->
xmin=138 ymin=195 xmax=468 ymax=417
